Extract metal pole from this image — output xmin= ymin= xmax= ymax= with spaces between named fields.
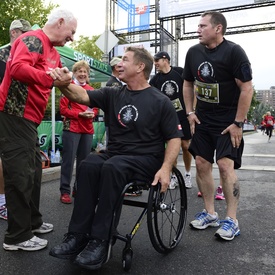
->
xmin=102 ymin=0 xmax=109 ymax=63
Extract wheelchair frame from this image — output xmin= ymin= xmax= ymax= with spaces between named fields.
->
xmin=107 ymin=166 xmax=187 ymax=271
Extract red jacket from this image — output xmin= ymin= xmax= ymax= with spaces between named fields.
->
xmin=264 ymin=115 xmax=274 ymax=128
xmin=0 ymin=30 xmax=61 ymax=124
xmin=60 ymin=81 xmax=98 ymax=134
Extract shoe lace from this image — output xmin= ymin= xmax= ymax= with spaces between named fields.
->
xmin=86 ymin=239 xmax=106 ymax=253
xmin=219 ymin=219 xmax=234 ymax=231
xmin=194 ymin=211 xmax=208 ymax=221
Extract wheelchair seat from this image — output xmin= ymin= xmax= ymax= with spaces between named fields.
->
xmin=107 ymin=166 xmax=187 ymax=271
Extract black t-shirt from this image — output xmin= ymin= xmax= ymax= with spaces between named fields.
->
xmin=149 ymin=66 xmax=187 ymax=121
xmin=87 ymin=86 xmax=183 ymax=157
xmin=184 ymin=38 xmax=252 ymax=127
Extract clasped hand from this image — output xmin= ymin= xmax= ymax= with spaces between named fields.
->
xmin=47 ymin=67 xmax=73 ymax=87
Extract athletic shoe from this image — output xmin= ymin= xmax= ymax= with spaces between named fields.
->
xmin=215 ymin=217 xmax=240 ymax=241
xmin=125 ymin=185 xmax=142 ymax=197
xmin=189 ymin=209 xmax=220 ymax=229
xmin=197 ymin=192 xmax=202 ymax=197
xmin=3 ymin=236 xmax=48 ymax=251
xmin=185 ymin=174 xmax=192 ymax=189
xmin=0 ymin=204 xmax=7 ymax=220
xmin=215 ymin=186 xmax=225 ymax=200
xmin=32 ymin=222 xmax=54 ymax=234
xmin=168 ymin=174 xmax=178 ymax=190
xmin=60 ymin=193 xmax=72 ymax=204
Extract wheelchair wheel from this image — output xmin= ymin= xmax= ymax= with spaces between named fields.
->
xmin=122 ymin=247 xmax=133 ymax=271
xmin=147 ymin=167 xmax=187 ymax=254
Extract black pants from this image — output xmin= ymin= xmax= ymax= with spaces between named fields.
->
xmin=0 ymin=112 xmax=43 ymax=244
xmin=68 ymin=152 xmax=162 ymax=240
xmin=266 ymin=127 xmax=273 ymax=138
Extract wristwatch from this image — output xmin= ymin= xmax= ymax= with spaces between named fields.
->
xmin=233 ymin=120 xmax=244 ymax=128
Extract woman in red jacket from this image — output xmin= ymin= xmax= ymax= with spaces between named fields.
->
xmin=59 ymin=60 xmax=98 ymax=204
xmin=264 ymin=111 xmax=274 ymax=143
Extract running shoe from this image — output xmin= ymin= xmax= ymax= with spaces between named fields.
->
xmin=185 ymin=174 xmax=192 ymax=189
xmin=168 ymin=174 xmax=178 ymax=190
xmin=197 ymin=191 xmax=202 ymax=197
xmin=32 ymin=222 xmax=54 ymax=234
xmin=190 ymin=209 xmax=220 ymax=229
xmin=215 ymin=217 xmax=240 ymax=241
xmin=3 ymin=236 xmax=48 ymax=251
xmin=0 ymin=204 xmax=7 ymax=220
xmin=215 ymin=186 xmax=225 ymax=200
xmin=60 ymin=193 xmax=72 ymax=204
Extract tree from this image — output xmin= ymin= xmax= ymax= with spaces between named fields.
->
xmin=0 ymin=0 xmax=57 ymax=46
xmin=247 ymin=86 xmax=260 ymax=122
xmin=70 ymin=35 xmax=104 ymax=89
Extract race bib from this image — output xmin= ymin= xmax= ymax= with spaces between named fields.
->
xmin=267 ymin=119 xmax=274 ymax=126
xmin=195 ymin=80 xmax=219 ymax=103
xmin=171 ymin=98 xmax=183 ymax=112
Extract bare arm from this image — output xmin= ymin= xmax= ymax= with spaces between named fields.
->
xmin=222 ymin=79 xmax=253 ymax=148
xmin=58 ymin=84 xmax=90 ymax=106
xmin=151 ymin=138 xmax=181 ymax=193
xmin=183 ymin=80 xmax=200 ymax=134
xmin=49 ymin=67 xmax=91 ymax=106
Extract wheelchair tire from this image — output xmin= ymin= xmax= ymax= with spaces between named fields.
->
xmin=147 ymin=166 xmax=187 ymax=254
xmin=122 ymin=247 xmax=133 ymax=271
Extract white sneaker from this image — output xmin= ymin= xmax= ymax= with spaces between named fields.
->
xmin=185 ymin=174 xmax=192 ymax=189
xmin=32 ymin=222 xmax=53 ymax=234
xmin=168 ymin=174 xmax=178 ymax=189
xmin=3 ymin=236 xmax=48 ymax=251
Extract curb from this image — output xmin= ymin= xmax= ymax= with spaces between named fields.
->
xmin=42 ymin=166 xmax=61 ymax=183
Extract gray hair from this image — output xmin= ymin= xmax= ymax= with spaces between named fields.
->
xmin=46 ymin=8 xmax=76 ymax=25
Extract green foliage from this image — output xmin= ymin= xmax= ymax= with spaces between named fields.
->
xmin=0 ymin=0 xmax=57 ymax=46
xmin=70 ymin=35 xmax=104 ymax=59
xmin=70 ymin=35 xmax=104 ymax=89
xmin=247 ymin=86 xmax=259 ymax=122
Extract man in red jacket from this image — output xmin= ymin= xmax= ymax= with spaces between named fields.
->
xmin=0 ymin=8 xmax=77 ymax=252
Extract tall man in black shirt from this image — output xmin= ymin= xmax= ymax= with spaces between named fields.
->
xmin=150 ymin=51 xmax=193 ymax=189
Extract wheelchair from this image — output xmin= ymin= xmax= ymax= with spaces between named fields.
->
xmin=106 ymin=166 xmax=187 ymax=271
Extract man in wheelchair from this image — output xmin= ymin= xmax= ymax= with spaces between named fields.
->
xmin=49 ymin=47 xmax=183 ymax=271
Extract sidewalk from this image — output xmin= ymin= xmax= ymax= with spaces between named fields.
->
xmin=41 ymin=130 xmax=275 ymax=183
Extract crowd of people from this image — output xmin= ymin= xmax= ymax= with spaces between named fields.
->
xmin=0 ymin=7 xmax=256 ymax=272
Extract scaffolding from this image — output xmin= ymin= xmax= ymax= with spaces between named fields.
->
xmin=109 ymin=0 xmax=275 ymax=66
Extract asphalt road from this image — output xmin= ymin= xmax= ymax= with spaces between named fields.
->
xmin=0 ymin=131 xmax=274 ymax=275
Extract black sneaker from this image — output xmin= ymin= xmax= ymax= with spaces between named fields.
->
xmin=74 ymin=239 xmax=108 ymax=270
xmin=124 ymin=185 xmax=142 ymax=197
xmin=49 ymin=232 xmax=89 ymax=260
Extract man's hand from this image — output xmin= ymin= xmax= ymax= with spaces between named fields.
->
xmin=221 ymin=124 xmax=243 ymax=148
xmin=151 ymin=167 xmax=171 ymax=193
xmin=187 ymin=113 xmax=200 ymax=135
xmin=47 ymin=67 xmax=72 ymax=87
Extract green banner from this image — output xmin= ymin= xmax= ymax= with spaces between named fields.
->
xmin=56 ymin=46 xmax=112 ymax=83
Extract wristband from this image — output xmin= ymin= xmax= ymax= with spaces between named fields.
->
xmin=186 ymin=111 xmax=194 ymax=117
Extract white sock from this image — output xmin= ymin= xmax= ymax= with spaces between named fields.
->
xmin=185 ymin=171 xmax=191 ymax=176
xmin=0 ymin=194 xmax=6 ymax=206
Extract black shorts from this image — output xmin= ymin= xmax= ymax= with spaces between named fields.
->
xmin=180 ymin=119 xmax=192 ymax=140
xmin=188 ymin=123 xmax=244 ymax=169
